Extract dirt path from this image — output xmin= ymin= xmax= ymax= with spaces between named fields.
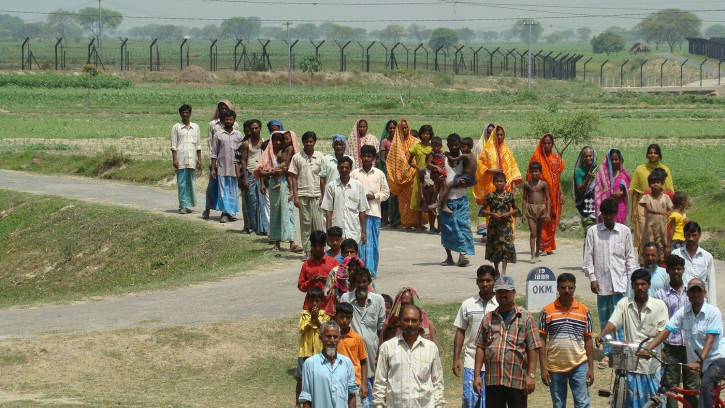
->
xmin=1 ymin=170 xmax=722 ymax=338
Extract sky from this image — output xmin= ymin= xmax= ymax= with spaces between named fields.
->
xmin=3 ymin=0 xmax=725 ymax=35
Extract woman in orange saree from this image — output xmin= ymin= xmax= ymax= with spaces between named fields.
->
xmin=474 ymin=125 xmax=522 ymax=204
xmin=386 ymin=118 xmax=425 ymax=230
xmin=527 ymin=134 xmax=565 ymax=255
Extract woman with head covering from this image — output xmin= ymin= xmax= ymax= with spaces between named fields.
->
xmin=629 ymin=143 xmax=674 ymax=250
xmin=254 ymin=130 xmax=302 ymax=253
xmin=203 ymin=100 xmax=239 ymax=220
xmin=594 ymin=149 xmax=631 ymax=225
xmin=347 ymin=118 xmax=379 ymax=169
xmin=572 ymin=146 xmax=598 ymax=228
xmin=386 ymin=118 xmax=426 ymax=230
xmin=322 ymin=255 xmax=363 ymax=316
xmin=527 ymin=134 xmax=565 ymax=255
xmin=474 ymin=122 xmax=495 ymax=158
xmin=380 ymin=287 xmax=437 ymax=346
xmin=266 ymin=120 xmax=284 ymax=135
xmin=474 ymin=125 xmax=522 ymax=204
xmin=378 ymin=120 xmax=398 ymax=227
xmin=320 ymin=134 xmax=355 ymax=189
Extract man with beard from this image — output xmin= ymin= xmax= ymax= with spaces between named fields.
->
xmin=373 ymin=304 xmax=445 ymax=408
xmin=238 ymin=119 xmax=268 ymax=235
xmin=320 ymin=134 xmax=356 ymax=189
xmin=639 ymin=242 xmax=669 ymax=295
xmin=300 ymin=321 xmax=358 ymax=408
xmin=341 ymin=268 xmax=386 ymax=408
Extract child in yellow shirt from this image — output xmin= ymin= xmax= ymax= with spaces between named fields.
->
xmin=667 ymin=192 xmax=689 ymax=252
xmin=294 ymin=286 xmax=329 ymax=407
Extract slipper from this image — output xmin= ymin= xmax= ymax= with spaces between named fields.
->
xmin=290 ymin=245 xmax=304 ymax=254
xmin=598 ymin=357 xmax=609 ymax=370
xmin=457 ymin=256 xmax=470 ymax=267
xmin=441 ymin=259 xmax=455 ymax=266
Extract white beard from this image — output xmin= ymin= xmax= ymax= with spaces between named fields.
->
xmin=324 ymin=346 xmax=337 ymax=358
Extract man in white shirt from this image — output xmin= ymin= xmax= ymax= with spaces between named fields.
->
xmin=322 ymin=156 xmax=369 ymax=244
xmin=453 ymin=265 xmax=498 ymax=408
xmin=583 ymin=197 xmax=637 ymax=365
xmin=671 ymin=221 xmax=716 ymax=306
xmin=351 ymin=145 xmax=390 ymax=279
xmin=170 ymin=104 xmax=201 ymax=214
xmin=374 ymin=304 xmax=445 ymax=408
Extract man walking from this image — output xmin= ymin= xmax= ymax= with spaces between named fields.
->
xmin=538 ymin=273 xmax=594 ymax=408
xmin=473 ymin=276 xmax=541 ymax=408
xmin=672 ymin=222 xmax=717 ymax=306
xmin=322 ymin=156 xmax=368 ymax=244
xmin=453 ymin=265 xmax=498 ymax=408
xmin=583 ymin=197 xmax=637 ymax=367
xmin=290 ymin=131 xmax=326 ymax=260
xmin=373 ymin=304 xmax=445 ymax=408
xmin=170 ymin=104 xmax=201 ymax=214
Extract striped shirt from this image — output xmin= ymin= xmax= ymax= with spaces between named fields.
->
xmin=453 ymin=294 xmax=498 ymax=369
xmin=475 ymin=305 xmax=542 ymax=390
xmin=653 ymin=284 xmax=689 ymax=346
xmin=373 ymin=335 xmax=445 ymax=408
xmin=539 ymin=299 xmax=594 ymax=372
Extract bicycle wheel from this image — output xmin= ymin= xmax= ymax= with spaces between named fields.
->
xmin=611 ymin=372 xmax=627 ymax=408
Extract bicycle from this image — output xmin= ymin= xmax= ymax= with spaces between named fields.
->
xmin=597 ymin=334 xmax=650 ymax=408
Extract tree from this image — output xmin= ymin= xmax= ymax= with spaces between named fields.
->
xmin=262 ymin=26 xmax=286 ymax=41
xmin=0 ymin=14 xmax=24 ymax=40
xmin=48 ymin=9 xmax=81 ymax=39
xmin=591 ymin=32 xmax=625 ymax=55
xmin=499 ymin=29 xmax=514 ymax=42
xmin=292 ymin=23 xmax=319 ymax=40
xmin=636 ymin=9 xmax=701 ymax=53
xmin=155 ymin=25 xmax=182 ymax=42
xmin=318 ymin=22 xmax=336 ymax=38
xmin=299 ymin=55 xmax=322 ymax=78
xmin=511 ymin=19 xmax=543 ymax=43
xmin=327 ymin=24 xmax=354 ymax=42
xmin=577 ymin=27 xmax=592 ymax=41
xmin=408 ymin=24 xmax=431 ymax=43
xmin=479 ymin=30 xmax=498 ymax=42
xmin=221 ymin=16 xmax=261 ymax=41
xmin=458 ymin=27 xmax=476 ymax=43
xmin=560 ymin=29 xmax=576 ymax=41
xmin=353 ymin=28 xmax=367 ymax=39
xmin=380 ymin=24 xmax=406 ymax=43
xmin=705 ymin=24 xmax=725 ymax=38
xmin=546 ymin=31 xmax=566 ymax=43
xmin=429 ymin=27 xmax=459 ymax=51
xmin=128 ymin=24 xmax=159 ymax=40
xmin=202 ymin=24 xmax=220 ymax=39
xmin=75 ymin=6 xmax=123 ymax=39
xmin=528 ymin=104 xmax=601 ymax=157
xmin=605 ymin=26 xmax=636 ymax=42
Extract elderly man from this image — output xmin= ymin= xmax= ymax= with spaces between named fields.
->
xmin=596 ymin=269 xmax=669 ymax=408
xmin=473 ymin=276 xmax=541 ymax=408
xmin=300 ymin=321 xmax=358 ymax=408
xmin=641 ymin=277 xmax=725 ymax=408
xmin=374 ymin=304 xmax=445 ymax=408
xmin=320 ymin=134 xmax=356 ymax=188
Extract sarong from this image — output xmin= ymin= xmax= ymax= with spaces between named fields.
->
xmin=360 ymin=216 xmax=381 ymax=278
xmin=626 ymin=371 xmax=661 ymax=408
xmin=388 ymin=195 xmax=401 ymax=226
xmin=205 ymin=172 xmax=218 ymax=210
xmin=268 ymin=175 xmax=295 ymax=242
xmin=176 ymin=168 xmax=196 ymax=208
xmin=241 ymin=170 xmax=268 ymax=234
xmin=213 ymin=176 xmax=239 ymax=215
xmin=440 ymin=196 xmax=475 ymax=255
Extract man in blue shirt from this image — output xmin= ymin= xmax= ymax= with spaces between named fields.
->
xmin=641 ymin=278 xmax=725 ymax=408
xmin=300 ymin=321 xmax=359 ymax=408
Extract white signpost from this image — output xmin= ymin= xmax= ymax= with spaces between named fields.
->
xmin=526 ymin=267 xmax=557 ymax=311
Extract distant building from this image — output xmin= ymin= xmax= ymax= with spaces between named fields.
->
xmin=686 ymin=37 xmax=725 ymax=60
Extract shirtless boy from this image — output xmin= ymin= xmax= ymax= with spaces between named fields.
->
xmin=522 ymin=161 xmax=551 ymax=263
xmin=432 ymin=136 xmax=477 ymax=213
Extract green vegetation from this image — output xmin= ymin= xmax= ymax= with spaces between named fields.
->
xmin=0 ymin=73 xmax=133 ymax=89
xmin=0 ymin=190 xmax=275 ymax=307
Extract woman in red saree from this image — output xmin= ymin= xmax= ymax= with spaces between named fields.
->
xmin=527 ymin=134 xmax=565 ymax=255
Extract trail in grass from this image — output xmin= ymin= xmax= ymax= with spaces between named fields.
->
xmin=1 ymin=169 xmax=723 ymax=339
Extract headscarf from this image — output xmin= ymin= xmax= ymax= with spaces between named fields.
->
xmin=211 ymin=99 xmax=236 ymax=121
xmin=266 ymin=120 xmax=284 ymax=134
xmin=572 ymin=146 xmax=598 ymax=205
xmin=473 ymin=125 xmax=522 ymax=204
xmin=384 ymin=287 xmax=431 ymax=332
xmin=527 ymin=134 xmax=566 ymax=249
xmin=347 ymin=118 xmax=379 ymax=168
xmin=386 ymin=118 xmax=420 ymax=195
xmin=332 ymin=134 xmax=347 ymax=149
xmin=253 ymin=130 xmax=299 ymax=179
xmin=630 ymin=158 xmax=674 ymax=194
xmin=475 ymin=123 xmax=494 ymax=158
xmin=594 ymin=149 xmax=631 ymax=212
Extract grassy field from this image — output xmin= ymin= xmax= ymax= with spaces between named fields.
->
xmin=0 ymin=299 xmax=617 ymax=407
xmin=0 ymin=189 xmax=294 ymax=308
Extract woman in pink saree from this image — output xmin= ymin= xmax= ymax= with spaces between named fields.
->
xmin=594 ymin=148 xmax=631 ymax=224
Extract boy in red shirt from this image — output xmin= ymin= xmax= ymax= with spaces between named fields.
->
xmin=298 ymin=230 xmax=339 ymax=309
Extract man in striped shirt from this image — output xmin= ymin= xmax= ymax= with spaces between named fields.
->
xmin=538 ymin=273 xmax=594 ymax=408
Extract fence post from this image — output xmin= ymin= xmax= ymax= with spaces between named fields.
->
xmin=310 ymin=40 xmax=325 ymax=57
xmin=680 ymin=59 xmax=688 ymax=87
xmin=21 ymin=37 xmax=30 ymax=69
xmin=470 ymin=47 xmax=482 ymax=74
xmin=55 ymin=37 xmax=64 ymax=70
xmin=639 ymin=59 xmax=648 ymax=88
xmin=180 ymin=39 xmax=188 ymax=71
xmin=660 ymin=59 xmax=668 ymax=87
xmin=149 ymin=39 xmax=157 ymax=71
xmin=620 ymin=59 xmax=629 ymax=88
xmin=401 ymin=43 xmax=409 ymax=69
xmin=119 ymin=38 xmax=128 ymax=71
xmin=258 ymin=39 xmax=271 ymax=71
xmin=87 ymin=38 xmax=95 ymax=64
xmin=719 ymin=59 xmax=724 ymax=85
xmin=504 ymin=48 xmax=516 ymax=73
xmin=287 ymin=39 xmax=299 ymax=71
xmin=234 ymin=39 xmax=246 ymax=71
xmin=335 ymin=40 xmax=351 ymax=72
xmin=356 ymin=41 xmax=365 ymax=71
xmin=379 ymin=42 xmax=388 ymax=69
xmin=699 ymin=58 xmax=708 ymax=87
xmin=535 ymin=51 xmax=548 ymax=77
xmin=414 ymin=43 xmax=424 ymax=70
xmin=390 ymin=42 xmax=401 ymax=70
xmin=453 ymin=45 xmax=465 ymax=74
xmin=599 ymin=59 xmax=608 ymax=86
xmin=366 ymin=41 xmax=375 ymax=72
xmin=434 ymin=45 xmax=444 ymax=72
xmin=582 ymin=57 xmax=592 ymax=81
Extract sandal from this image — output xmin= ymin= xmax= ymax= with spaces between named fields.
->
xmin=290 ymin=244 xmax=304 ymax=254
xmin=440 ymin=259 xmax=455 ymax=266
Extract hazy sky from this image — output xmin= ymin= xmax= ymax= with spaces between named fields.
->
xmin=4 ymin=0 xmax=724 ymax=34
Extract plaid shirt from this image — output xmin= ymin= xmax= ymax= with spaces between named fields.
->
xmin=475 ymin=305 xmax=542 ymax=389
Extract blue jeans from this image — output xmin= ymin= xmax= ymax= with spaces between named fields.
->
xmin=549 ymin=362 xmax=590 ymax=408
xmin=462 ymin=368 xmax=486 ymax=408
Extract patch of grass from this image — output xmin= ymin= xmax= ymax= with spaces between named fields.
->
xmin=0 ymin=190 xmax=272 ymax=307
xmin=0 ymin=73 xmax=133 ymax=89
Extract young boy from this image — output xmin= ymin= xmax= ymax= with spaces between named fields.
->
xmin=335 ymin=302 xmax=369 ymax=406
xmin=667 ymin=192 xmax=689 ymax=252
xmin=434 ymin=136 xmax=477 ymax=213
xmin=294 ymin=286 xmax=329 ymax=407
xmin=639 ymin=171 xmax=673 ymax=262
xmin=326 ymin=226 xmax=344 ymax=263
xmin=426 ymin=136 xmax=447 ymax=210
xmin=297 ymin=230 xmax=339 ymax=310
xmin=351 ymin=145 xmax=390 ymax=279
xmin=289 ymin=131 xmax=326 ymax=260
xmin=210 ymin=109 xmax=243 ymax=223
xmin=324 ymin=238 xmax=362 ymax=314
xmin=170 ymin=104 xmax=201 ymax=214
xmin=322 ymin=156 xmax=369 ymax=244
xmin=522 ymin=161 xmax=551 ymax=264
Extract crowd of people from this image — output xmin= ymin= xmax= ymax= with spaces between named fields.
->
xmin=169 ymin=101 xmax=720 ymax=408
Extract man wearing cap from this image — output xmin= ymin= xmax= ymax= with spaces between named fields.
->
xmin=473 ymin=276 xmax=542 ymax=408
xmin=640 ymin=277 xmax=725 ymax=408
xmin=596 ymin=269 xmax=669 ymax=408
